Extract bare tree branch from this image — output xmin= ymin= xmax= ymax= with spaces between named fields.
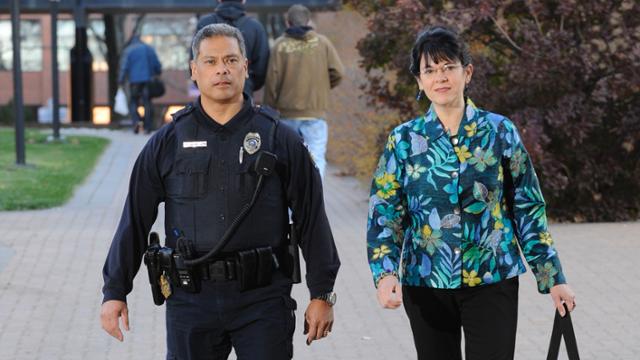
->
xmin=489 ymin=15 xmax=522 ymax=52
xmin=130 ymin=14 xmax=146 ymax=41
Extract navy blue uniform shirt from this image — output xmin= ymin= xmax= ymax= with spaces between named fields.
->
xmin=102 ymin=97 xmax=340 ymax=303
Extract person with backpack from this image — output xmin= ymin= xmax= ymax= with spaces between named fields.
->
xmin=196 ymin=0 xmax=270 ymax=95
xmin=118 ymin=35 xmax=162 ymax=134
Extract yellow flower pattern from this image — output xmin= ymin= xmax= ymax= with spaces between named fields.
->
xmin=372 ymin=244 xmax=392 ymax=260
xmin=454 ymin=145 xmax=472 ymax=163
xmin=539 ymin=232 xmax=553 ymax=246
xmin=375 ymin=173 xmax=399 ymax=199
xmin=464 ymin=122 xmax=477 ymax=137
xmin=463 ymin=270 xmax=481 ymax=287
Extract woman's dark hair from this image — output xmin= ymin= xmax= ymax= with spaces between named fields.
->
xmin=410 ymin=26 xmax=472 ymax=76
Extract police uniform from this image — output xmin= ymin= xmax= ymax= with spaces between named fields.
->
xmin=102 ymin=95 xmax=340 ymax=360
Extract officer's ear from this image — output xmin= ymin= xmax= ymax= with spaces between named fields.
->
xmin=190 ymin=60 xmax=198 ymax=81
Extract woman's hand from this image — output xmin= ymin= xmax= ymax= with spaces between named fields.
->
xmin=377 ymin=275 xmax=403 ymax=309
xmin=550 ymin=284 xmax=576 ymax=317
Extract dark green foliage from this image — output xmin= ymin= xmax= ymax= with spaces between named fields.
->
xmin=0 ymin=99 xmax=37 ymax=125
xmin=348 ymin=0 xmax=640 ymax=221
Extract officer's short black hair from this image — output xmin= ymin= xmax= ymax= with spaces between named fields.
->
xmin=192 ymin=23 xmax=247 ymax=60
xmin=410 ymin=26 xmax=471 ymax=76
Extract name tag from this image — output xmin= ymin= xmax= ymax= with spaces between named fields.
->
xmin=183 ymin=141 xmax=207 ymax=148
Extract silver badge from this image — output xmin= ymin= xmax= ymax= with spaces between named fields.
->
xmin=243 ymin=132 xmax=261 ymax=155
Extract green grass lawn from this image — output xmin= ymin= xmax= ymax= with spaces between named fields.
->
xmin=0 ymin=128 xmax=110 ymax=210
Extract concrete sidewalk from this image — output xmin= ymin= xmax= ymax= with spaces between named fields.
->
xmin=0 ymin=128 xmax=638 ymax=359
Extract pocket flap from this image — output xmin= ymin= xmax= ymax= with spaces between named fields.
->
xmin=175 ymin=151 xmax=210 ymax=175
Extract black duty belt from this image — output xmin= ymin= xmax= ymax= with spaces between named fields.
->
xmin=196 ymin=246 xmax=286 ymax=282
xmin=199 ymin=258 xmax=238 ymax=281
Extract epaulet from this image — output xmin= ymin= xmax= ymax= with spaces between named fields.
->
xmin=254 ymin=105 xmax=280 ymax=123
xmin=171 ymin=104 xmax=195 ymax=123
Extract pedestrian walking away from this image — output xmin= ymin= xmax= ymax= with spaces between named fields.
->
xmin=118 ymin=35 xmax=162 ymax=134
xmin=101 ymin=23 xmax=340 ymax=360
xmin=366 ymin=26 xmax=576 ymax=360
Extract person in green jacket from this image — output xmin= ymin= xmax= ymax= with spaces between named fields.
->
xmin=263 ymin=4 xmax=344 ymax=178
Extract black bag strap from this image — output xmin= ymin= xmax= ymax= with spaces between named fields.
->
xmin=144 ymin=45 xmax=155 ymax=78
xmin=547 ymin=303 xmax=580 ymax=360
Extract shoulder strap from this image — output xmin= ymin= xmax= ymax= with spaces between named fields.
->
xmin=255 ymin=105 xmax=280 ymax=153
xmin=171 ymin=104 xmax=195 ymax=123
xmin=143 ymin=44 xmax=158 ymax=78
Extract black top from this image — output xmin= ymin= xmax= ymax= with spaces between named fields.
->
xmin=102 ymin=96 xmax=340 ymax=303
xmin=196 ymin=1 xmax=270 ymax=93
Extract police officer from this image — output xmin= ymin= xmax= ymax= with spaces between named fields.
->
xmin=100 ymin=23 xmax=340 ymax=360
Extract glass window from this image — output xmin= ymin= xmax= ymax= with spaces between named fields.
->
xmin=57 ymin=20 xmax=76 ymax=71
xmin=87 ymin=19 xmax=108 ymax=72
xmin=55 ymin=19 xmax=107 ymax=72
xmin=0 ymin=20 xmax=43 ymax=72
xmin=140 ymin=16 xmax=193 ymax=71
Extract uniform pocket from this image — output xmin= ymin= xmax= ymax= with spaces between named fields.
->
xmin=236 ymin=158 xmax=259 ymax=203
xmin=166 ymin=151 xmax=211 ymax=200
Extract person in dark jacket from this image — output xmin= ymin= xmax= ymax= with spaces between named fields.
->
xmin=118 ymin=35 xmax=162 ymax=134
xmin=196 ymin=0 xmax=270 ymax=95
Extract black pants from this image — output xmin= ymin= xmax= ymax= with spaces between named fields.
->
xmin=129 ymin=82 xmax=153 ymax=132
xmin=165 ymin=272 xmax=296 ymax=360
xmin=403 ymin=277 xmax=519 ymax=360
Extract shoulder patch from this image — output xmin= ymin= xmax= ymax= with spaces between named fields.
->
xmin=171 ymin=105 xmax=195 ymax=123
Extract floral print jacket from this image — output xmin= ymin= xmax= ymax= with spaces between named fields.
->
xmin=367 ymin=99 xmax=566 ymax=293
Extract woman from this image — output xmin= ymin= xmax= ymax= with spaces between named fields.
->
xmin=366 ymin=26 xmax=576 ymax=360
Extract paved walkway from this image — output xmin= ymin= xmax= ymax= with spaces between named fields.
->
xmin=0 ymin=128 xmax=638 ymax=359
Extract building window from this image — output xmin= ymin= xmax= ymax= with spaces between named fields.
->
xmin=57 ymin=20 xmax=75 ymax=72
xmin=54 ymin=19 xmax=107 ymax=72
xmin=87 ymin=19 xmax=108 ymax=72
xmin=0 ymin=20 xmax=43 ymax=71
xmin=140 ymin=16 xmax=193 ymax=71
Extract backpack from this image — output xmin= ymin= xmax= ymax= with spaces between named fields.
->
xmin=199 ymin=13 xmax=250 ymax=32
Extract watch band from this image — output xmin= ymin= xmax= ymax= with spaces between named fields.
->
xmin=312 ymin=291 xmax=337 ymax=306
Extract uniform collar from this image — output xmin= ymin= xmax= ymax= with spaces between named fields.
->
xmin=422 ymin=98 xmax=478 ymax=140
xmin=194 ymin=93 xmax=254 ymax=133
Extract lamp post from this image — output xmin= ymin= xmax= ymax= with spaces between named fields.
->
xmin=11 ymin=0 xmax=25 ymax=165
xmin=49 ymin=0 xmax=63 ymax=141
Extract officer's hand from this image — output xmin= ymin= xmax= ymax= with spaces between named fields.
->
xmin=377 ymin=275 xmax=402 ymax=309
xmin=550 ymin=284 xmax=576 ymax=317
xmin=100 ymin=300 xmax=130 ymax=342
xmin=303 ymin=299 xmax=334 ymax=346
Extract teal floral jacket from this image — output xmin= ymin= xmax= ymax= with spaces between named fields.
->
xmin=367 ymin=99 xmax=566 ymax=293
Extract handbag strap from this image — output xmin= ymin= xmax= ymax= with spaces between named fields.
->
xmin=143 ymin=45 xmax=157 ymax=80
xmin=546 ymin=303 xmax=580 ymax=360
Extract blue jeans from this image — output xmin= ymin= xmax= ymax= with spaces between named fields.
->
xmin=280 ymin=119 xmax=328 ymax=178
